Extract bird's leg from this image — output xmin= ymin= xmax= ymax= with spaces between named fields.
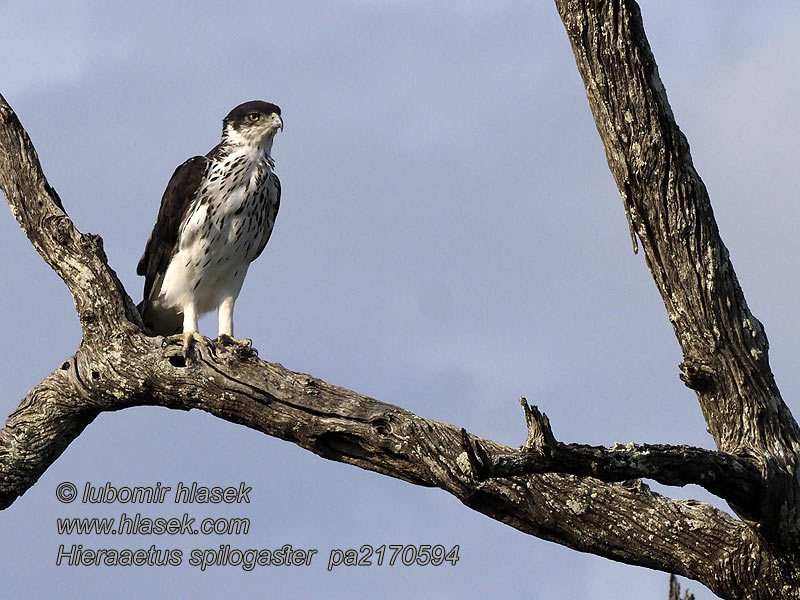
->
xmin=217 ymin=296 xmax=235 ymax=338
xmin=216 ymin=297 xmax=253 ymax=351
xmin=181 ymin=301 xmax=207 ymax=358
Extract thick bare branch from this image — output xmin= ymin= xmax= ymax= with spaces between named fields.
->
xmin=553 ymin=0 xmax=800 ymax=550
xmin=464 ymin=400 xmax=762 ymax=519
xmin=0 ymin=134 xmax=769 ymax=600
xmin=0 ymin=330 xmax=764 ymax=599
xmin=3 ymin=2 xmax=800 ymax=595
xmin=0 ymin=91 xmax=765 ymax=598
xmin=0 ymin=93 xmax=141 ymax=340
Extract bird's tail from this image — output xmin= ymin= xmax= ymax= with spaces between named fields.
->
xmin=138 ymin=299 xmax=183 ymax=336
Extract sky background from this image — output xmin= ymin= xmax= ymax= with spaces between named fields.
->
xmin=1 ymin=1 xmax=799 ymax=599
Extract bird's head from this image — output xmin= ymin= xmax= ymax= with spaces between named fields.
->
xmin=222 ymin=100 xmax=283 ymax=150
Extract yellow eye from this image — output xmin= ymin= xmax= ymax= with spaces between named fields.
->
xmin=248 ymin=113 xmax=260 ymax=122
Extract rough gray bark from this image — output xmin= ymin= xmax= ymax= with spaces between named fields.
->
xmin=0 ymin=1 xmax=799 ymax=598
xmin=464 ymin=399 xmax=762 ymax=518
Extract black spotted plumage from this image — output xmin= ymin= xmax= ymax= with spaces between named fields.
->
xmin=137 ymin=101 xmax=283 ymax=338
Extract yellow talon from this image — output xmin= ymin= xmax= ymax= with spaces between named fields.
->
xmin=181 ymin=331 xmax=209 ymax=358
xmin=216 ymin=334 xmax=256 ymax=356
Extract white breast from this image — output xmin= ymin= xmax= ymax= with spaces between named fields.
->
xmin=157 ymin=148 xmax=277 ymax=315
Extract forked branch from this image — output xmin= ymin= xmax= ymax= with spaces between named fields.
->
xmin=3 ymin=0 xmax=800 ymax=595
xmin=553 ymin=0 xmax=800 ymax=551
xmin=0 ymin=91 xmax=760 ymax=599
xmin=463 ymin=399 xmax=762 ymax=520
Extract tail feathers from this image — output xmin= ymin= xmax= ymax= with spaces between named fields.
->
xmin=138 ymin=299 xmax=183 ymax=336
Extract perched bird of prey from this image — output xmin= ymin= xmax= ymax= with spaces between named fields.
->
xmin=137 ymin=100 xmax=283 ymax=354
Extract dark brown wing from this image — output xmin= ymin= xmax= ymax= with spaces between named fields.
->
xmin=253 ymin=172 xmax=281 ymax=261
xmin=137 ymin=155 xmax=208 ymax=302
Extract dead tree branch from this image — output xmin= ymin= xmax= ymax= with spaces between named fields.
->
xmin=0 ymin=90 xmax=768 ymax=599
xmin=553 ymin=0 xmax=800 ymax=556
xmin=464 ymin=399 xmax=762 ymax=519
xmin=1 ymin=0 xmax=800 ymax=596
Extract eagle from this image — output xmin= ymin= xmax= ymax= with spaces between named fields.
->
xmin=137 ymin=100 xmax=283 ymax=355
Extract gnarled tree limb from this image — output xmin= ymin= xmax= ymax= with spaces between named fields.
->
xmin=553 ymin=0 xmax=800 ymax=552
xmin=2 ymin=0 xmax=800 ymax=597
xmin=0 ymin=90 xmax=774 ymax=599
xmin=0 ymin=97 xmax=141 ymax=340
xmin=464 ymin=399 xmax=763 ymax=519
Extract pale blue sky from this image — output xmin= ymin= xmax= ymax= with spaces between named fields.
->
xmin=2 ymin=2 xmax=799 ymax=598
